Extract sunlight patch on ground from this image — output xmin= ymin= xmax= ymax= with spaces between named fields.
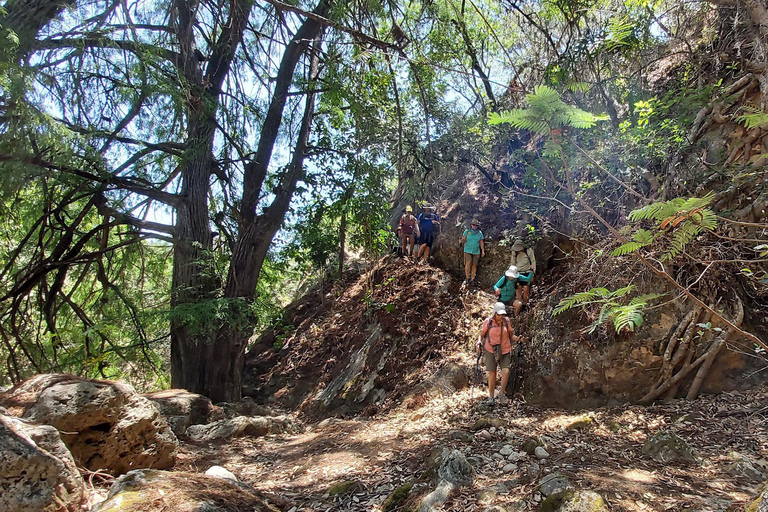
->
xmin=620 ymin=468 xmax=657 ymax=484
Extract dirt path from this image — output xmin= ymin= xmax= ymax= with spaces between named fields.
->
xmin=175 ymin=382 xmax=768 ymax=512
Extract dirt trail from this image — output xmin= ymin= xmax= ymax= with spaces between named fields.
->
xmin=176 ymin=380 xmax=768 ymax=512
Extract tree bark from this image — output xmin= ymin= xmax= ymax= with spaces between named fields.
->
xmin=0 ymin=0 xmax=76 ymax=59
xmin=169 ymin=0 xmax=255 ymax=401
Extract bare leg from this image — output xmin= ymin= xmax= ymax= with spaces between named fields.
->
xmin=407 ymin=236 xmax=415 ymax=256
xmin=421 ymin=245 xmax=430 ymax=261
xmin=464 ymin=259 xmax=472 ymax=279
xmin=487 ymin=370 xmax=497 ymax=398
xmin=417 ymin=243 xmax=426 ymax=260
xmin=401 ymin=235 xmax=407 ymax=256
xmin=499 ymin=367 xmax=511 ymax=396
xmin=471 ymin=264 xmax=478 ymax=281
xmin=513 ymin=299 xmax=523 ymax=317
xmin=522 ymin=284 xmax=530 ymax=304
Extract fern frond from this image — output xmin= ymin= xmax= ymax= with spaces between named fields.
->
xmin=566 ymin=82 xmax=590 ymax=94
xmin=567 ymin=108 xmax=606 ymax=129
xmin=613 ymin=305 xmax=645 ymax=332
xmin=632 ymin=229 xmax=654 ymax=244
xmin=609 ymin=284 xmax=636 ymax=298
xmin=612 ymin=241 xmax=643 ymax=256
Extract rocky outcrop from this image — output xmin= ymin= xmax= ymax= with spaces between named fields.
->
xmin=143 ymin=389 xmax=217 ymax=436
xmin=185 ymin=415 xmax=294 ymax=442
xmin=642 ymin=432 xmax=698 ymax=464
xmin=0 ymin=374 xmax=178 ymax=475
xmin=91 ymin=469 xmax=284 ymax=512
xmin=0 ymin=411 xmax=85 ymax=512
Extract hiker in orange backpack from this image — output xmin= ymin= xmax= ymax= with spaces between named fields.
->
xmin=476 ymin=302 xmax=522 ymax=406
xmin=399 ymin=205 xmax=419 ymax=257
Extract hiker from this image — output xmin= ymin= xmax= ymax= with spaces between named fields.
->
xmin=476 ymin=302 xmax=522 ymax=405
xmin=509 ymin=239 xmax=536 ymax=316
xmin=494 ymin=265 xmax=523 ymax=315
xmin=399 ymin=206 xmax=419 ymax=257
xmin=460 ymin=219 xmax=484 ymax=284
xmin=416 ymin=204 xmax=440 ymax=263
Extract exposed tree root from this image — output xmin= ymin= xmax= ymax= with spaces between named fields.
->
xmin=641 ymin=299 xmax=744 ymax=404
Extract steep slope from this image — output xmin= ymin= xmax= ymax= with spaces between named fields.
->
xmin=244 ymin=258 xmax=498 ymax=417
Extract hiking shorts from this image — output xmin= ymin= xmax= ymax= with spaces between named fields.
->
xmin=484 ymin=349 xmax=511 ymax=372
xmin=418 ymin=231 xmax=435 ymax=247
xmin=464 ymin=252 xmax=479 ymax=266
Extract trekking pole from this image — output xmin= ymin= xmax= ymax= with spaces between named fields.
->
xmin=510 ymin=341 xmax=523 ymax=397
xmin=471 ymin=350 xmax=482 ymax=399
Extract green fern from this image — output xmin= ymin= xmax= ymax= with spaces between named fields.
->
xmin=623 ymin=193 xmax=718 ymax=260
xmin=488 ymin=85 xmax=608 ymax=134
xmin=735 ymin=105 xmax=768 ymax=130
xmin=554 ymin=286 xmax=662 ymax=334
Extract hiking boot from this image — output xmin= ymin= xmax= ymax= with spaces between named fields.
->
xmin=482 ymin=397 xmax=495 ymax=406
xmin=496 ymin=394 xmax=509 ymax=405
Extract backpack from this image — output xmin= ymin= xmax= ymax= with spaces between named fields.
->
xmin=482 ymin=316 xmax=512 ymax=346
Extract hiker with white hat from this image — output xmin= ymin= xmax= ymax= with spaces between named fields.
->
xmin=509 ymin=239 xmax=536 ymax=315
xmin=476 ymin=302 xmax=523 ymax=405
xmin=494 ymin=265 xmax=523 ymax=316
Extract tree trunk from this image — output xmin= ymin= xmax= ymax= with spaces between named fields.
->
xmin=169 ymin=0 xmax=255 ymax=402
xmin=0 ymin=0 xmax=76 ymax=59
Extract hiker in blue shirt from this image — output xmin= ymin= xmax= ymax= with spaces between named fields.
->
xmin=416 ymin=204 xmax=440 ymax=264
xmin=494 ymin=265 xmax=522 ymax=313
xmin=460 ymin=219 xmax=485 ymax=285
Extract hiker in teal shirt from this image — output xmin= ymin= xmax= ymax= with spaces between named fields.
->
xmin=494 ymin=266 xmax=519 ymax=307
xmin=460 ymin=219 xmax=485 ymax=284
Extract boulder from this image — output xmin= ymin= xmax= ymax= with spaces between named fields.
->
xmin=727 ymin=452 xmax=767 ymax=483
xmin=185 ymin=415 xmax=292 ymax=442
xmin=143 ymin=389 xmax=216 ymax=436
xmin=540 ymin=489 xmax=607 ymax=512
xmin=418 ymin=449 xmax=475 ymax=512
xmin=642 ymin=432 xmax=698 ymax=464
xmin=91 ymin=469 xmax=284 ymax=512
xmin=538 ymin=473 xmax=573 ymax=497
xmin=0 ymin=412 xmax=85 ymax=512
xmin=0 ymin=374 xmax=177 ymax=475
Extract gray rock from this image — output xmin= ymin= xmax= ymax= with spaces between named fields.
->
xmin=528 ymin=462 xmax=541 ymax=478
xmin=143 ymin=389 xmax=216 ymax=436
xmin=186 ymin=415 xmax=290 ymax=441
xmin=535 ymin=446 xmax=550 ymax=459
xmin=480 ymin=507 xmax=508 ymax=512
xmin=91 ymin=469 xmax=278 ymax=512
xmin=499 ymin=445 xmax=514 ymax=456
xmin=205 ymin=465 xmax=238 ymax=481
xmin=502 ymin=463 xmax=518 ymax=473
xmin=419 ymin=480 xmax=455 ymax=512
xmin=450 ymin=430 xmax=475 ymax=443
xmin=476 ymin=429 xmax=493 ymax=441
xmin=642 ymin=432 xmax=698 ymax=464
xmin=508 ymin=450 xmax=527 ymax=462
xmin=727 ymin=452 xmax=767 ymax=483
xmin=559 ymin=490 xmax=608 ymax=512
xmin=1 ymin=374 xmax=177 ymax=475
xmin=538 ymin=473 xmax=573 ymax=497
xmin=437 ymin=449 xmax=475 ymax=487
xmin=0 ymin=412 xmax=86 ymax=512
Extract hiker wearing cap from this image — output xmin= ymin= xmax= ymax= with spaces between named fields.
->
xmin=416 ymin=204 xmax=440 ymax=263
xmin=509 ymin=239 xmax=536 ymax=315
xmin=460 ymin=219 xmax=485 ymax=284
xmin=476 ymin=302 xmax=522 ymax=405
xmin=399 ymin=206 xmax=420 ymax=257
xmin=494 ymin=266 xmax=520 ymax=309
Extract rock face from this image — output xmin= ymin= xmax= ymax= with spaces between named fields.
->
xmin=0 ymin=374 xmax=178 ymax=475
xmin=0 ymin=411 xmax=85 ymax=512
xmin=91 ymin=469 xmax=283 ymax=512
